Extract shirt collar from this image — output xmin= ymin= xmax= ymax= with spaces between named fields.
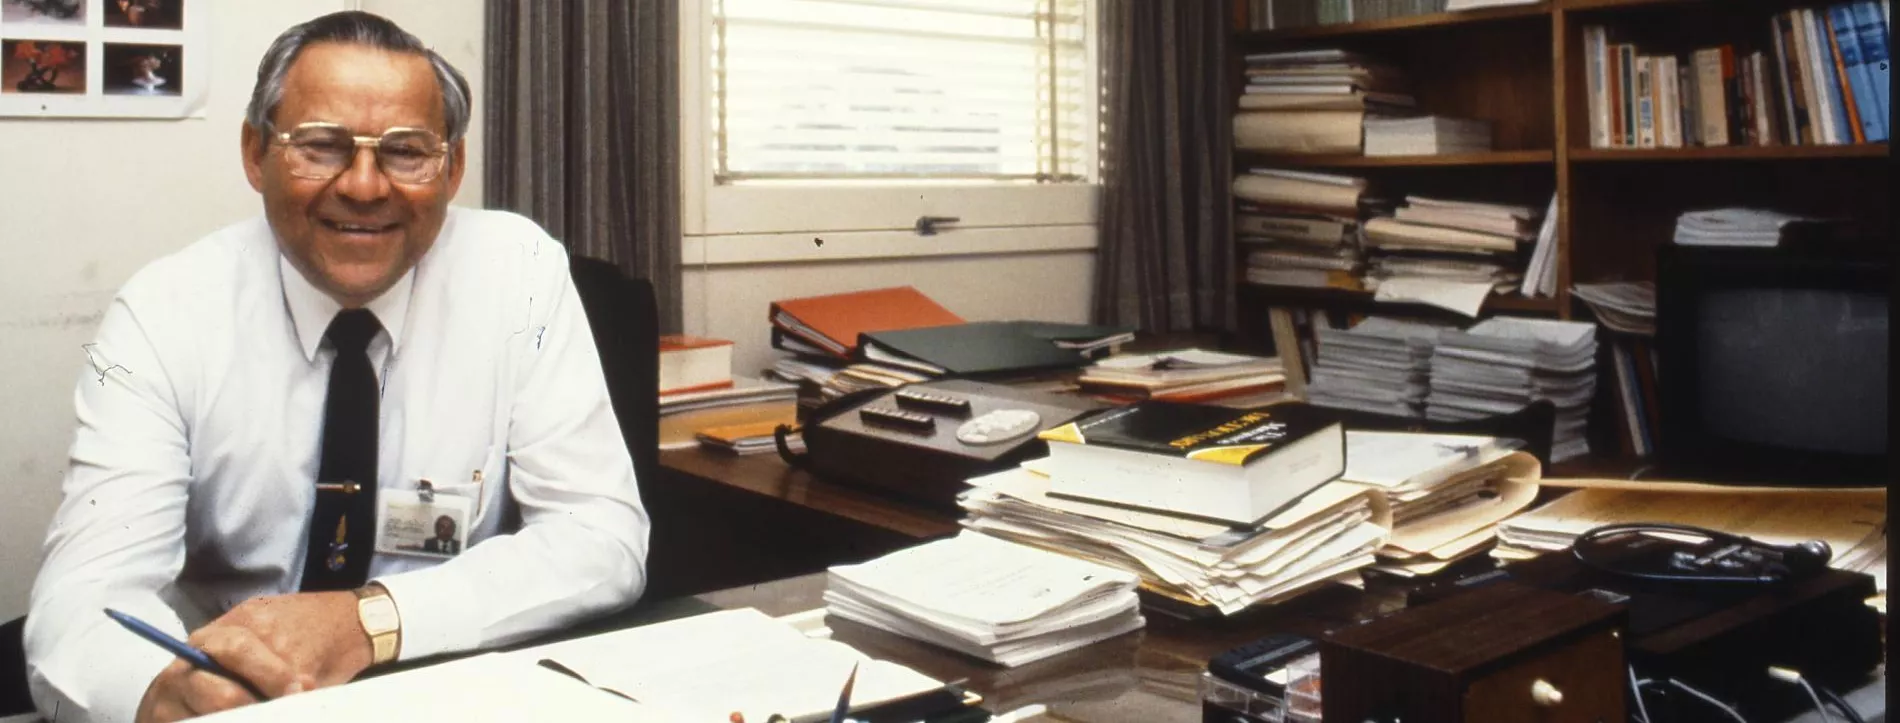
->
xmin=280 ymin=254 xmax=414 ymax=363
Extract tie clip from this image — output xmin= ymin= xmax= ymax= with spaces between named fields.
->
xmin=316 ymin=481 xmax=361 ymax=494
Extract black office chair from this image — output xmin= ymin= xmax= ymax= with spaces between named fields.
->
xmin=567 ymin=256 xmax=661 ymax=492
xmin=3 ymin=614 xmax=29 ymax=716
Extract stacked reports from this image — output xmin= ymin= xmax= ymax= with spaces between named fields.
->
xmin=1426 ymin=318 xmax=1598 ymax=462
xmin=1362 ymin=196 xmax=1542 ymax=295
xmin=824 ymin=532 xmax=1144 ymax=667
xmin=1234 ymin=169 xmax=1369 ymax=290
xmin=1236 ymin=49 xmax=1415 ymax=155
xmin=1304 ymin=317 xmax=1442 ymax=418
xmin=958 ymin=403 xmax=1387 ymax=615
xmin=1672 ymin=208 xmax=1816 ymax=248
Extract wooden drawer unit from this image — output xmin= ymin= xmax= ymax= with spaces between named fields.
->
xmin=1321 ymin=582 xmax=1627 ymax=723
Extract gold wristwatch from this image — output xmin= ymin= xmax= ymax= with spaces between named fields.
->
xmin=353 ymin=583 xmax=402 ymax=666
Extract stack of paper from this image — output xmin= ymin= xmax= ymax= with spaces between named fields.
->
xmin=1337 ymin=432 xmax=1544 ymax=577
xmin=1235 ymin=50 xmax=1415 ymax=154
xmin=1426 ymin=318 xmax=1598 ymax=462
xmin=959 ymin=466 xmax=1391 ymax=615
xmin=1078 ymin=348 xmax=1287 ymax=406
xmin=1363 ymin=116 xmax=1493 ymax=156
xmin=1571 ymin=281 xmax=1657 ymax=336
xmin=1495 ymin=482 xmax=1888 ymax=606
xmin=1520 ymin=195 xmax=1560 ymax=298
xmin=1673 ymin=208 xmax=1814 ymax=247
xmin=1361 ymin=196 xmax=1541 ymax=315
xmin=1305 ymin=316 xmax=1441 ymax=418
xmin=205 ymin=608 xmax=960 ymax=722
xmin=657 ymin=376 xmax=799 ymax=450
xmin=1236 ymin=169 xmax=1370 ymax=291
xmin=824 ymin=532 xmax=1145 ymax=667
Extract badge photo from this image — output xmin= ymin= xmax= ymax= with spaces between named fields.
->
xmin=375 ymin=481 xmax=474 ymax=559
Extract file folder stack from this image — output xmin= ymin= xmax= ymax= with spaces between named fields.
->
xmin=958 ymin=466 xmax=1389 ymax=615
xmin=1336 ymin=432 xmax=1543 ymax=578
xmin=824 ymin=532 xmax=1145 ymax=667
xmin=1077 ymin=348 xmax=1287 ymax=406
xmin=1425 ymin=318 xmax=1598 ymax=462
xmin=1304 ymin=317 xmax=1441 ymax=418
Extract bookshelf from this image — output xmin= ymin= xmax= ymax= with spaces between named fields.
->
xmin=1232 ymin=0 xmax=1892 ymax=455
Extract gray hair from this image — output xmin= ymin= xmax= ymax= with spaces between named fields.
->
xmin=245 ymin=11 xmax=472 ymax=142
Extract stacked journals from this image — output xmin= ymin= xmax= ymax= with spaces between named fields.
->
xmin=658 ymin=376 xmax=798 ymax=450
xmin=1582 ymin=6 xmax=1889 ymax=149
xmin=1672 ymin=207 xmax=1818 ymax=247
xmin=1363 ymin=196 xmax=1539 ymax=296
xmin=1573 ymin=282 xmax=1660 ymax=457
xmin=959 ymin=465 xmax=1388 ymax=615
xmin=1337 ymin=432 xmax=1544 ymax=578
xmin=1235 ymin=49 xmax=1415 ymax=155
xmin=1362 ymin=116 xmax=1494 ymax=156
xmin=1234 ymin=169 xmax=1370 ymax=290
xmin=1077 ymin=348 xmax=1287 ymax=406
xmin=1427 ymin=318 xmax=1598 ymax=462
xmin=1242 ymin=0 xmax=1454 ymax=32
xmin=1304 ymin=316 xmax=1442 ymax=418
xmin=823 ymin=532 xmax=1145 ymax=667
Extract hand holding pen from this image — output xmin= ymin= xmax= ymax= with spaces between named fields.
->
xmin=105 ymin=608 xmax=310 ymax=722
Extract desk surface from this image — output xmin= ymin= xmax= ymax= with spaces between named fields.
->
xmin=693 ymin=572 xmax=1411 ymax=722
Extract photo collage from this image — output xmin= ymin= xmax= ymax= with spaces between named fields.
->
xmin=2 ymin=0 xmax=188 ymax=112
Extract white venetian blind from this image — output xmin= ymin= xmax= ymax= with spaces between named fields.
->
xmin=713 ymin=0 xmax=1092 ymax=184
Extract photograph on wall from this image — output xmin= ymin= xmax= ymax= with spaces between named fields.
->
xmin=0 ymin=0 xmax=203 ymax=116
xmin=103 ymin=42 xmax=180 ymax=96
xmin=0 ymin=0 xmax=86 ymax=26
xmin=104 ymin=0 xmax=181 ymax=30
xmin=2 ymin=39 xmax=85 ymax=94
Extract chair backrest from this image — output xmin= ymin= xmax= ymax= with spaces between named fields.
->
xmin=2 ymin=615 xmax=29 ymax=716
xmin=567 ymin=256 xmax=661 ymax=490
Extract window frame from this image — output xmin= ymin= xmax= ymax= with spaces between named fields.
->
xmin=679 ymin=0 xmax=1101 ymax=262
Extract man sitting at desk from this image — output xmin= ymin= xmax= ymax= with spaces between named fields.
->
xmin=24 ymin=11 xmax=650 ymax=722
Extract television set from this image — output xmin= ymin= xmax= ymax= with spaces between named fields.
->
xmin=1654 ymin=244 xmax=1889 ymax=487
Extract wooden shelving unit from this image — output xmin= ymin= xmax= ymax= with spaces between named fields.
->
xmin=1242 ymin=149 xmax=1556 ymax=167
xmin=1231 ymin=0 xmax=1892 ymax=455
xmin=1569 ymin=143 xmax=1891 ymax=162
xmin=1241 ymin=3 xmax=1551 ymax=40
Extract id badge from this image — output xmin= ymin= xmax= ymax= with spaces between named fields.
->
xmin=375 ymin=482 xmax=475 ymax=559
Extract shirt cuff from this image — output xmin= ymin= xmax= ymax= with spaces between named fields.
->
xmin=371 ymin=564 xmax=481 ymax=661
xmin=33 ymin=618 xmax=180 ymax=723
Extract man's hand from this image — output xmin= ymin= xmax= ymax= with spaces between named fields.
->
xmin=134 ymin=591 xmax=371 ymax=722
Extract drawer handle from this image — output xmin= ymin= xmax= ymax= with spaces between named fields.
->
xmin=1531 ymin=679 xmax=1564 ymax=707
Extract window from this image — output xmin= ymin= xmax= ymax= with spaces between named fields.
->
xmin=682 ymin=0 xmax=1100 ymax=260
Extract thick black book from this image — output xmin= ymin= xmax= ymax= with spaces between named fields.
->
xmin=1037 ymin=402 xmax=1346 ymax=526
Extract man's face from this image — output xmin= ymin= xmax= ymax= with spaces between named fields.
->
xmin=241 ymin=42 xmax=465 ymax=308
xmin=435 ymin=516 xmax=455 ymax=540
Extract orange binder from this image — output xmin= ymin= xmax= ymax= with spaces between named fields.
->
xmin=769 ymin=286 xmax=964 ymax=360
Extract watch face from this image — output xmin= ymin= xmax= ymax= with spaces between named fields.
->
xmin=360 ymin=597 xmax=399 ymax=632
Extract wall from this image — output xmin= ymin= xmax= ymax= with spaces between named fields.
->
xmin=0 ymin=0 xmax=486 ymax=620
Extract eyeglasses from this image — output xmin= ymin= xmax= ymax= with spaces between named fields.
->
xmin=269 ymin=122 xmax=451 ymax=185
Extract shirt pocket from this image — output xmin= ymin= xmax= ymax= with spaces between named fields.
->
xmin=423 ymin=444 xmax=507 ymax=532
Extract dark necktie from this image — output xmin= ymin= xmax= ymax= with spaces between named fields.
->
xmin=300 ymin=309 xmax=382 ymax=592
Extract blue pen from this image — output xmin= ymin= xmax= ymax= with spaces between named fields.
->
xmin=103 ymin=608 xmax=272 ymax=702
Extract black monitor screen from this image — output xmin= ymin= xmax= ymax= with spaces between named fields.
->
xmin=1694 ymin=287 xmax=1888 ymax=456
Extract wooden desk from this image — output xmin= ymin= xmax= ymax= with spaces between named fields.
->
xmin=693 ymin=572 xmax=1414 ymax=722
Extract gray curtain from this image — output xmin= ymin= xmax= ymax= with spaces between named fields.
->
xmin=485 ymin=0 xmax=683 ymax=333
xmin=1093 ymin=0 xmax=1235 ymax=333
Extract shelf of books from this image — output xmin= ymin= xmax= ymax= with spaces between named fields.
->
xmin=1569 ymin=142 xmax=1889 ymax=161
xmin=1242 ymin=149 xmax=1556 ymax=167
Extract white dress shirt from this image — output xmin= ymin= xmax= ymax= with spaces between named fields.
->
xmin=25 ymin=208 xmax=651 ymax=723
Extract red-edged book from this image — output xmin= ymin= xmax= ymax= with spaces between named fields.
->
xmin=659 ymin=335 xmax=735 ymax=395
